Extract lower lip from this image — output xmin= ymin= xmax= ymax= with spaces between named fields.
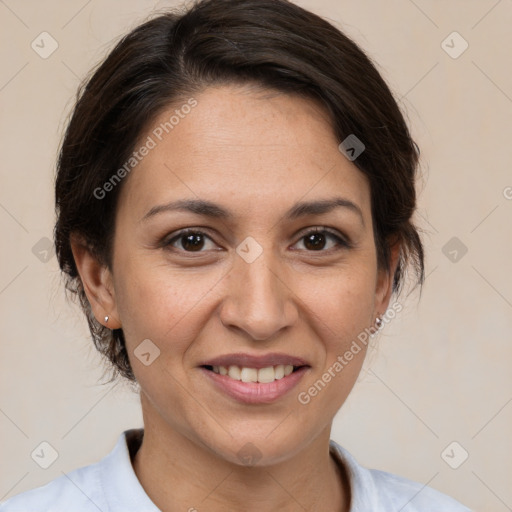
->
xmin=199 ymin=366 xmax=309 ymax=404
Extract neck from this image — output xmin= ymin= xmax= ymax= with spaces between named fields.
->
xmin=131 ymin=416 xmax=350 ymax=512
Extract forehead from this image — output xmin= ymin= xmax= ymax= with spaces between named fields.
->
xmin=117 ymin=84 xmax=370 ymax=224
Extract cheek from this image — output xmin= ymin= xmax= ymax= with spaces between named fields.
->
xmin=292 ymin=262 xmax=376 ymax=411
xmin=297 ymin=262 xmax=377 ymax=346
xmin=115 ymin=246 xmax=377 ymax=356
xmin=113 ymin=254 xmax=225 ymax=360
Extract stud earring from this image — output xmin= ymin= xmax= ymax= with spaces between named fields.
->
xmin=375 ymin=316 xmax=383 ymax=328
xmin=104 ymin=316 xmax=109 ymax=323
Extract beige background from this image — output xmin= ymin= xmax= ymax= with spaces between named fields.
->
xmin=1 ymin=1 xmax=511 ymax=510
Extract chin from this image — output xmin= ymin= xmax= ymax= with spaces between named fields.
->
xmin=204 ymin=429 xmax=305 ymax=468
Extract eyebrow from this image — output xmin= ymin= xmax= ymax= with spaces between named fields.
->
xmin=141 ymin=197 xmax=364 ymax=226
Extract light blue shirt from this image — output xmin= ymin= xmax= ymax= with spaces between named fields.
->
xmin=1 ymin=428 xmax=472 ymax=511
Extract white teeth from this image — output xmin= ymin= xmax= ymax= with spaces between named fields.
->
xmin=257 ymin=366 xmax=276 ymax=383
xmin=228 ymin=365 xmax=241 ymax=380
xmin=240 ymin=367 xmax=258 ymax=383
xmin=212 ymin=364 xmax=299 ymax=383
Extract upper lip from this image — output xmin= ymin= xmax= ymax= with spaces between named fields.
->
xmin=199 ymin=352 xmax=310 ymax=369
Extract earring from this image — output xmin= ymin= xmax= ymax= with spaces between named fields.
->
xmin=375 ymin=316 xmax=383 ymax=328
xmin=104 ymin=316 xmax=109 ymax=323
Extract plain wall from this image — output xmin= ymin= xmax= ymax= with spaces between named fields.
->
xmin=1 ymin=1 xmax=511 ymax=510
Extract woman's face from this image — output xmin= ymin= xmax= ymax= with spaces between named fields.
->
xmin=105 ymin=84 xmax=395 ymax=465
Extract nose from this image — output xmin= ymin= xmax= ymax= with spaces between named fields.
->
xmin=219 ymin=248 xmax=298 ymax=341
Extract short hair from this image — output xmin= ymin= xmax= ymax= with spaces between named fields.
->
xmin=54 ymin=0 xmax=424 ymax=383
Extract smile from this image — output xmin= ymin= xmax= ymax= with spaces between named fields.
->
xmin=200 ymin=364 xmax=310 ymax=404
xmin=204 ymin=364 xmax=298 ymax=383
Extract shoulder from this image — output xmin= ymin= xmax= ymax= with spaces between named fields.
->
xmin=329 ymin=440 xmax=473 ymax=512
xmin=0 ymin=462 xmax=105 ymax=512
xmin=0 ymin=429 xmax=147 ymax=512
xmin=367 ymin=468 xmax=472 ymax=511
xmin=1 ymin=429 xmax=150 ymax=512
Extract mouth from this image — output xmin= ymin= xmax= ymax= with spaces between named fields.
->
xmin=199 ymin=364 xmax=310 ymax=404
xmin=200 ymin=364 xmax=307 ymax=383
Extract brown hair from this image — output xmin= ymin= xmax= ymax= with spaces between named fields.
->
xmin=54 ymin=0 xmax=424 ymax=383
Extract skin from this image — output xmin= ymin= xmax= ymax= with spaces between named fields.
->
xmin=72 ymin=83 xmax=400 ymax=512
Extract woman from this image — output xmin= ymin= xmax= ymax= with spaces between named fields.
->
xmin=1 ymin=0 xmax=472 ymax=510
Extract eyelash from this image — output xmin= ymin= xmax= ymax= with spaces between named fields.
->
xmin=163 ymin=227 xmax=351 ymax=254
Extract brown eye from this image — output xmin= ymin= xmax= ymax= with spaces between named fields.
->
xmin=295 ymin=228 xmax=349 ymax=252
xmin=303 ymin=232 xmax=328 ymax=251
xmin=165 ymin=230 xmax=216 ymax=252
xmin=180 ymin=232 xmax=206 ymax=251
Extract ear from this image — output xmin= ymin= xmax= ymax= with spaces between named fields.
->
xmin=70 ymin=235 xmax=121 ymax=329
xmin=374 ymin=238 xmax=401 ymax=317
